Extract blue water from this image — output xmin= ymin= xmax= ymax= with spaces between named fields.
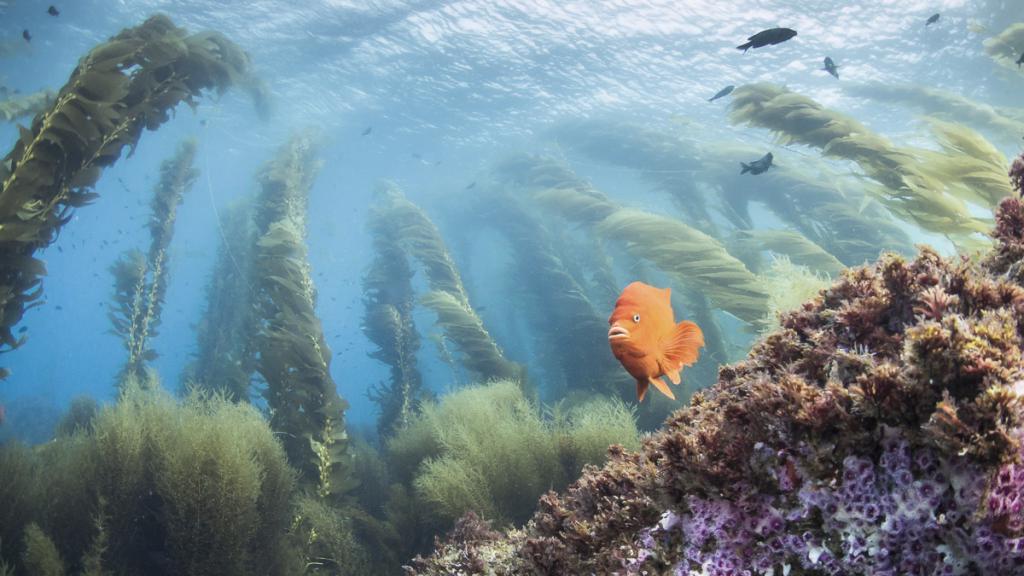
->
xmin=0 ymin=0 xmax=1020 ymax=439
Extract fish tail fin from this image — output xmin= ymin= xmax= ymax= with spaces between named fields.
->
xmin=708 ymin=96 xmax=715 ymax=102
xmin=740 ymin=162 xmax=751 ymax=174
xmin=663 ymin=320 xmax=705 ymax=369
xmin=636 ymin=379 xmax=650 ymax=402
xmin=649 ymin=377 xmax=676 ymax=401
xmin=737 ymin=42 xmax=752 ymax=52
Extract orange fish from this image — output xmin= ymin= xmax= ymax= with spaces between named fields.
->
xmin=608 ymin=281 xmax=705 ymax=402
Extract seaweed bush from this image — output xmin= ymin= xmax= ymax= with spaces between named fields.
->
xmin=0 ymin=391 xmax=303 ymax=576
xmin=0 ymin=15 xmax=249 ymax=368
xmin=388 ymin=380 xmax=640 ymax=538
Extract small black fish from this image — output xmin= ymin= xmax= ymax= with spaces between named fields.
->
xmin=57 ymin=245 xmax=63 ymax=253
xmin=55 ymin=305 xmax=63 ymax=311
xmin=740 ymin=152 xmax=773 ymax=175
xmin=822 ymin=56 xmax=839 ymax=79
xmin=47 ymin=5 xmax=59 ymax=16
xmin=199 ymin=119 xmax=207 ymax=126
xmin=708 ymin=85 xmax=735 ymax=102
xmin=926 ymin=13 xmax=940 ymax=26
xmin=361 ymin=126 xmax=372 ymax=136
xmin=1017 ymin=51 xmax=1024 ymax=68
xmin=465 ymin=181 xmax=476 ymax=190
xmin=737 ymin=28 xmax=797 ymax=52
xmin=18 ymin=326 xmax=27 ymax=334
xmin=22 ymin=29 xmax=31 ymax=43
xmin=411 ymin=152 xmax=422 ymax=160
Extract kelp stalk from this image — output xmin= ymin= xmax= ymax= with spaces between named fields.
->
xmin=109 ymin=139 xmax=198 ymax=389
xmin=252 ymin=135 xmax=353 ymax=501
xmin=0 ymin=15 xmax=249 ymax=365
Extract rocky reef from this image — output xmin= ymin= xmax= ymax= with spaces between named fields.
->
xmin=406 ymin=170 xmax=1024 ymax=575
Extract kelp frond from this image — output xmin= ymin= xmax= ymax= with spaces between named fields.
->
xmin=596 ymin=209 xmax=768 ymax=325
xmin=108 ymin=140 xmax=198 ymax=390
xmin=846 ymin=82 xmax=1024 ymax=145
xmin=252 ymin=134 xmax=354 ymax=502
xmin=983 ymin=24 xmax=1024 ymax=74
xmin=0 ymin=14 xmax=249 ymax=365
xmin=728 ymin=83 xmax=992 ymax=243
xmin=374 ymin=183 xmax=524 ymax=385
xmin=363 ymin=192 xmax=426 ymax=438
xmin=734 ymin=229 xmax=845 ymax=277
xmin=921 ymin=118 xmax=1012 ymax=209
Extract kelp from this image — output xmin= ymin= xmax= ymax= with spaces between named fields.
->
xmin=597 ymin=209 xmax=768 ymax=325
xmin=0 ymin=90 xmax=55 ymax=123
xmin=846 ymin=82 xmax=1024 ymax=146
xmin=729 ymin=83 xmax=992 ymax=243
xmin=375 ymin=183 xmax=524 ymax=385
xmin=734 ymin=229 xmax=845 ymax=277
xmin=109 ymin=139 xmax=197 ymax=389
xmin=497 ymin=155 xmax=768 ymax=326
xmin=983 ymin=23 xmax=1024 ymax=75
xmin=556 ymin=118 xmax=911 ymax=266
xmin=921 ymin=118 xmax=1012 ymax=209
xmin=0 ymin=15 xmax=249 ymax=367
xmin=551 ymin=119 xmax=717 ymax=235
xmin=362 ymin=190 xmax=428 ymax=438
xmin=183 ymin=199 xmax=257 ymax=401
xmin=757 ymin=255 xmax=831 ymax=333
xmin=480 ymin=190 xmax=624 ymax=398
xmin=252 ymin=135 xmax=354 ymax=502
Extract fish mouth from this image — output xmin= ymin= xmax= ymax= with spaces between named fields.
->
xmin=608 ymin=326 xmax=630 ymax=340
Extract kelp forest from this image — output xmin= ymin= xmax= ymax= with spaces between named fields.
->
xmin=2 ymin=7 xmax=1024 ymax=576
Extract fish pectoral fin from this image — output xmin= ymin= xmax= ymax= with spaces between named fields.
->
xmin=636 ymin=379 xmax=650 ymax=402
xmin=649 ymin=377 xmax=676 ymax=401
xmin=661 ymin=320 xmax=705 ymax=368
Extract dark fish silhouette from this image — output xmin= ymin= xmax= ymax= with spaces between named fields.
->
xmin=822 ymin=56 xmax=839 ymax=79
xmin=737 ymin=28 xmax=797 ymax=52
xmin=465 ymin=181 xmax=476 ymax=190
xmin=22 ymin=29 xmax=31 ymax=43
xmin=47 ymin=5 xmax=59 ymax=16
xmin=708 ymin=85 xmax=735 ymax=102
xmin=361 ymin=126 xmax=372 ymax=136
xmin=926 ymin=13 xmax=940 ymax=26
xmin=740 ymin=152 xmax=773 ymax=175
xmin=1016 ymin=52 xmax=1023 ymax=68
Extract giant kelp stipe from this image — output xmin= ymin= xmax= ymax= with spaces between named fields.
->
xmin=2 ymin=2 xmax=1024 ymax=575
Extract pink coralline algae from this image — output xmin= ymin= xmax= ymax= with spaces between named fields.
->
xmin=405 ymin=198 xmax=1024 ymax=576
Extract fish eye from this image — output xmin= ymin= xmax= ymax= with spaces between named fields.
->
xmin=632 ymin=313 xmax=640 ymax=323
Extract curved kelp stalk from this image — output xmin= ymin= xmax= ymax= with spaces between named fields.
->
xmin=183 ymin=200 xmax=257 ymax=401
xmin=376 ymin=184 xmax=524 ymax=384
xmin=0 ymin=90 xmax=56 ymax=123
xmin=362 ymin=196 xmax=427 ymax=438
xmin=733 ymin=229 xmax=845 ymax=277
xmin=109 ymin=139 xmax=198 ymax=390
xmin=983 ymin=24 xmax=1024 ymax=76
xmin=497 ymin=156 xmax=768 ymax=326
xmin=921 ymin=118 xmax=1012 ymax=209
xmin=252 ymin=135 xmax=354 ymax=501
xmin=484 ymin=191 xmax=624 ymax=397
xmin=550 ymin=119 xmax=718 ymax=236
xmin=728 ymin=83 xmax=992 ymax=243
xmin=0 ymin=15 xmax=249 ymax=366
xmin=845 ymin=82 xmax=1024 ymax=146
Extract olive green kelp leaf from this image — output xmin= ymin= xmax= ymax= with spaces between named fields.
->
xmin=0 ymin=15 xmax=250 ymax=368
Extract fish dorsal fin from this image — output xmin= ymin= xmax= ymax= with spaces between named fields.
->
xmin=661 ymin=320 xmax=704 ymax=371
